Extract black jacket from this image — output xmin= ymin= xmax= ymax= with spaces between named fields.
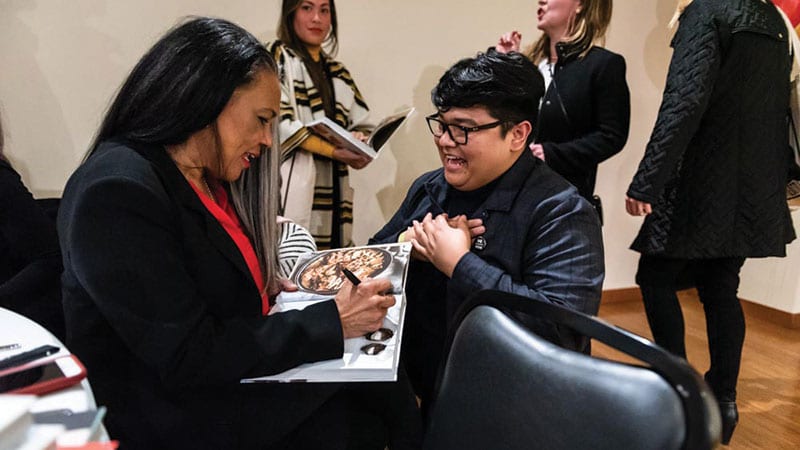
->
xmin=370 ymin=150 xmax=604 ymax=404
xmin=58 ymin=141 xmax=345 ymax=449
xmin=0 ymin=158 xmax=64 ymax=339
xmin=537 ymin=45 xmax=631 ymax=200
xmin=628 ymin=0 xmax=796 ymax=258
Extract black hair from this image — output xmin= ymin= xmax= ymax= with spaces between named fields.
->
xmin=88 ymin=16 xmax=277 ymax=156
xmin=432 ymin=49 xmax=545 ymax=145
xmin=86 ymin=17 xmax=283 ymax=295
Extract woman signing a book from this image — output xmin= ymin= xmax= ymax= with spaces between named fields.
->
xmin=58 ymin=17 xmax=395 ymax=449
xmin=269 ymin=0 xmax=373 ymax=250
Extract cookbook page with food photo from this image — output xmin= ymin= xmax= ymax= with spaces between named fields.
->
xmin=241 ymin=242 xmax=411 ymax=383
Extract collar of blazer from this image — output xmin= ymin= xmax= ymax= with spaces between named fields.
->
xmin=123 ymin=140 xmax=256 ymax=285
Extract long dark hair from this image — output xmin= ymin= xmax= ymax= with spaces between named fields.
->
xmin=88 ymin=16 xmax=283 ymax=293
xmin=277 ymin=0 xmax=339 ymax=58
xmin=89 ymin=17 xmax=277 ymax=155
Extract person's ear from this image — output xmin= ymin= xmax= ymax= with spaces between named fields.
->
xmin=508 ymin=120 xmax=532 ymax=152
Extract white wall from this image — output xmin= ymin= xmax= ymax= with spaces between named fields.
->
xmin=2 ymin=0 xmax=798 ymax=312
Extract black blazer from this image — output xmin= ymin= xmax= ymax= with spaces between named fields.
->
xmin=58 ymin=140 xmax=345 ymax=449
xmin=370 ymin=151 xmax=604 ymax=404
xmin=0 ymin=159 xmax=64 ymax=339
xmin=537 ymin=45 xmax=630 ymax=200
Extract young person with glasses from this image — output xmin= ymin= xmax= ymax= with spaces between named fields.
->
xmin=370 ymin=50 xmax=605 ymax=417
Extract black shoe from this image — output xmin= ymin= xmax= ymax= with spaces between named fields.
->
xmin=719 ymin=401 xmax=738 ymax=445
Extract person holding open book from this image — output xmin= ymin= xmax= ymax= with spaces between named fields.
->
xmin=57 ymin=17 xmax=396 ymax=449
xmin=269 ymin=0 xmax=373 ymax=250
xmin=370 ymin=50 xmax=605 ymax=418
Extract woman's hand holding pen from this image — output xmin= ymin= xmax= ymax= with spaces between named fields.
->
xmin=335 ymin=277 xmax=395 ymax=339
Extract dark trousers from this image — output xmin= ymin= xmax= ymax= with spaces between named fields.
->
xmin=344 ymin=366 xmax=423 ymax=450
xmin=636 ymin=255 xmax=746 ymax=402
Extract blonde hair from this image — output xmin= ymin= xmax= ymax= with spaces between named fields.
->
xmin=670 ymin=0 xmax=694 ymax=28
xmin=528 ymin=0 xmax=614 ymax=63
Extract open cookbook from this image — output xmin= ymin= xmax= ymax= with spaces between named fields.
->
xmin=240 ymin=242 xmax=412 ymax=383
xmin=282 ymin=108 xmax=415 ymax=161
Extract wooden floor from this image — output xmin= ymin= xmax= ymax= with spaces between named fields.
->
xmin=594 ymin=292 xmax=800 ymax=449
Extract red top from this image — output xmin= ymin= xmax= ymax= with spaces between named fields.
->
xmin=190 ymin=179 xmax=269 ymax=315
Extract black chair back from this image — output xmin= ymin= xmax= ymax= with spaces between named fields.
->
xmin=423 ymin=290 xmax=721 ymax=450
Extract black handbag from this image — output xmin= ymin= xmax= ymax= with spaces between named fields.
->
xmin=590 ymin=195 xmax=604 ymax=226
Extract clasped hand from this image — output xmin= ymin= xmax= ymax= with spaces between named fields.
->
xmin=405 ymin=212 xmax=482 ymax=277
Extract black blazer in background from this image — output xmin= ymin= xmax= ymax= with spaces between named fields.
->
xmin=0 ymin=158 xmax=64 ymax=339
xmin=58 ymin=140 xmax=345 ymax=449
xmin=537 ymin=45 xmax=631 ymax=200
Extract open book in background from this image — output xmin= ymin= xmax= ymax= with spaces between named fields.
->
xmin=282 ymin=108 xmax=415 ymax=161
xmin=241 ymin=243 xmax=412 ymax=383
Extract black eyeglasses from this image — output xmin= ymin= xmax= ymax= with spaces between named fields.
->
xmin=426 ymin=114 xmax=505 ymax=145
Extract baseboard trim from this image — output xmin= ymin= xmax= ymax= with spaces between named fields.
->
xmin=740 ymin=299 xmax=800 ymax=329
xmin=601 ymin=287 xmax=800 ymax=329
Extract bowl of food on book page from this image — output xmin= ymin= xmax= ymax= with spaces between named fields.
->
xmin=294 ymin=247 xmax=392 ymax=295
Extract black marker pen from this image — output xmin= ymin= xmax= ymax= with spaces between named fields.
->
xmin=341 ymin=267 xmax=361 ymax=286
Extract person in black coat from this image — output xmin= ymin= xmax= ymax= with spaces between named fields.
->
xmin=0 ymin=115 xmax=65 ymax=340
xmin=625 ymin=0 xmax=796 ymax=444
xmin=58 ymin=17 xmax=395 ymax=450
xmin=496 ymin=0 xmax=630 ymax=216
xmin=370 ymin=50 xmax=604 ymax=418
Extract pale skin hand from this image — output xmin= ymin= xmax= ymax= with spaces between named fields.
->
xmin=496 ymin=30 xmax=522 ymax=53
xmin=333 ymin=147 xmax=371 ymax=169
xmin=403 ymin=214 xmax=485 ymax=261
xmin=530 ymin=143 xmax=545 ymax=161
xmin=334 ymin=278 xmax=396 ymax=339
xmin=625 ymin=196 xmax=653 ymax=216
xmin=270 ymin=278 xmax=299 ymax=297
xmin=409 ymin=213 xmax=472 ymax=278
xmin=331 ymin=131 xmax=372 ymax=169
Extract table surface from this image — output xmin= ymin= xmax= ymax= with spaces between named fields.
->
xmin=0 ymin=307 xmax=106 ymax=446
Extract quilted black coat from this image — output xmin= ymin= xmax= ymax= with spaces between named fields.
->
xmin=628 ymin=0 xmax=796 ymax=258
